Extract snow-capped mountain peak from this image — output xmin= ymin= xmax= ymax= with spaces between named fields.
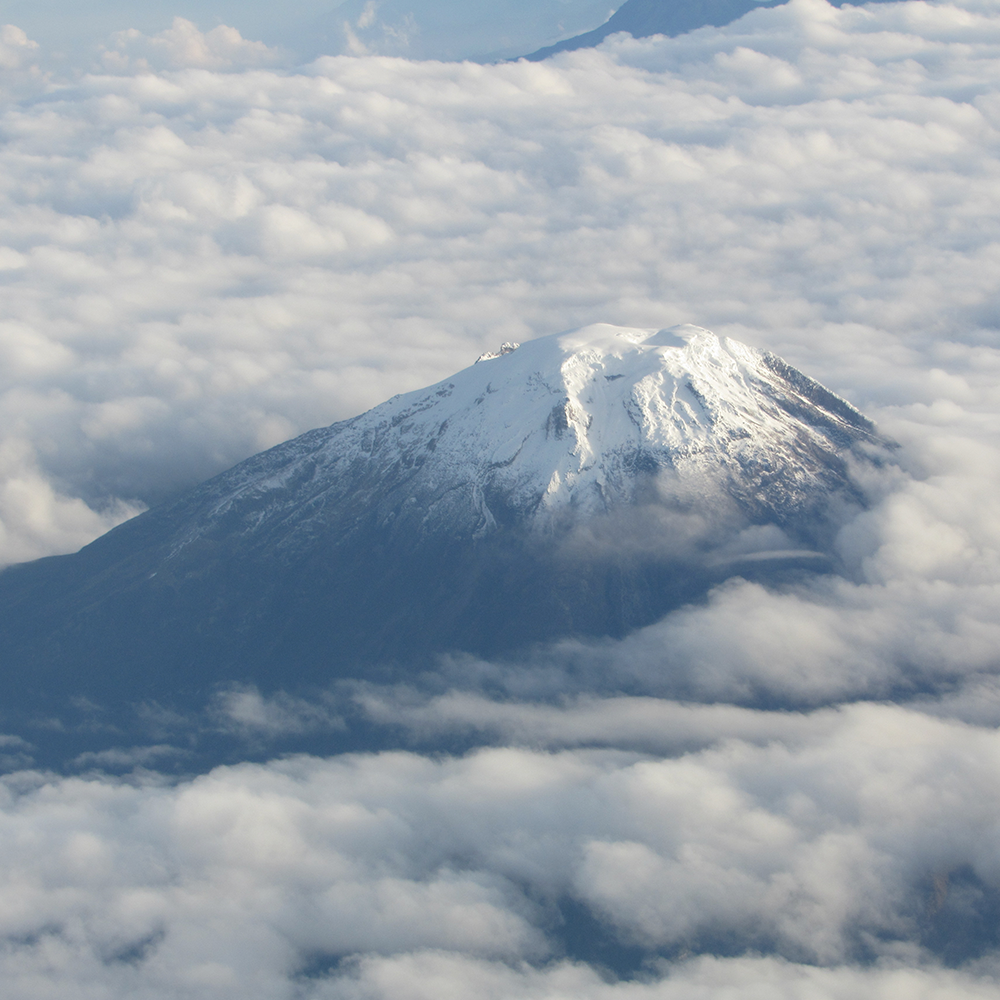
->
xmin=184 ymin=322 xmax=881 ymax=551
xmin=0 ymin=323 xmax=889 ymax=709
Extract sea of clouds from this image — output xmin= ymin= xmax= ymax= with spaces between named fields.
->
xmin=2 ymin=0 xmax=1000 ymax=995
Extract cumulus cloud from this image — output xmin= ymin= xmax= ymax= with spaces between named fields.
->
xmin=0 ymin=23 xmax=43 ymax=98
xmin=0 ymin=24 xmax=36 ymax=70
xmin=0 ymin=435 xmax=143 ymax=565
xmin=99 ymin=18 xmax=287 ymax=73
xmin=0 ymin=706 xmax=999 ymax=996
xmin=320 ymin=952 xmax=1000 ymax=1000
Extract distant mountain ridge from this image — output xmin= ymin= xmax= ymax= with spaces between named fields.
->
xmin=0 ymin=324 xmax=890 ymax=729
xmin=524 ymin=0 xmax=894 ymax=60
xmin=300 ymin=0 xmax=616 ymax=62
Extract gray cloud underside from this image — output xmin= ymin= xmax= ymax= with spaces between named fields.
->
xmin=3 ymin=2 xmax=1000 ymax=995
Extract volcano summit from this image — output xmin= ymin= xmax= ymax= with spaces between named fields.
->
xmin=0 ymin=324 xmax=889 ymax=724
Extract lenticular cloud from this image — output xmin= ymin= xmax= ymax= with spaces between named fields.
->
xmin=3 ymin=1 xmax=1000 ymax=995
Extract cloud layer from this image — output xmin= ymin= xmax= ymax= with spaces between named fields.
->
xmin=3 ymin=703 xmax=1000 ymax=997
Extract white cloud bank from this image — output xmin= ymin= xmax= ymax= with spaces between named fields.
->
xmin=0 ymin=24 xmax=36 ymax=70
xmin=3 ymin=704 xmax=1000 ymax=996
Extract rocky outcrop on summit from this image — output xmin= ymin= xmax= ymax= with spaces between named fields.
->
xmin=0 ymin=324 xmax=891 ymax=713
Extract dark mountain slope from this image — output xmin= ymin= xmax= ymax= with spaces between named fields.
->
xmin=524 ymin=0 xmax=893 ymax=61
